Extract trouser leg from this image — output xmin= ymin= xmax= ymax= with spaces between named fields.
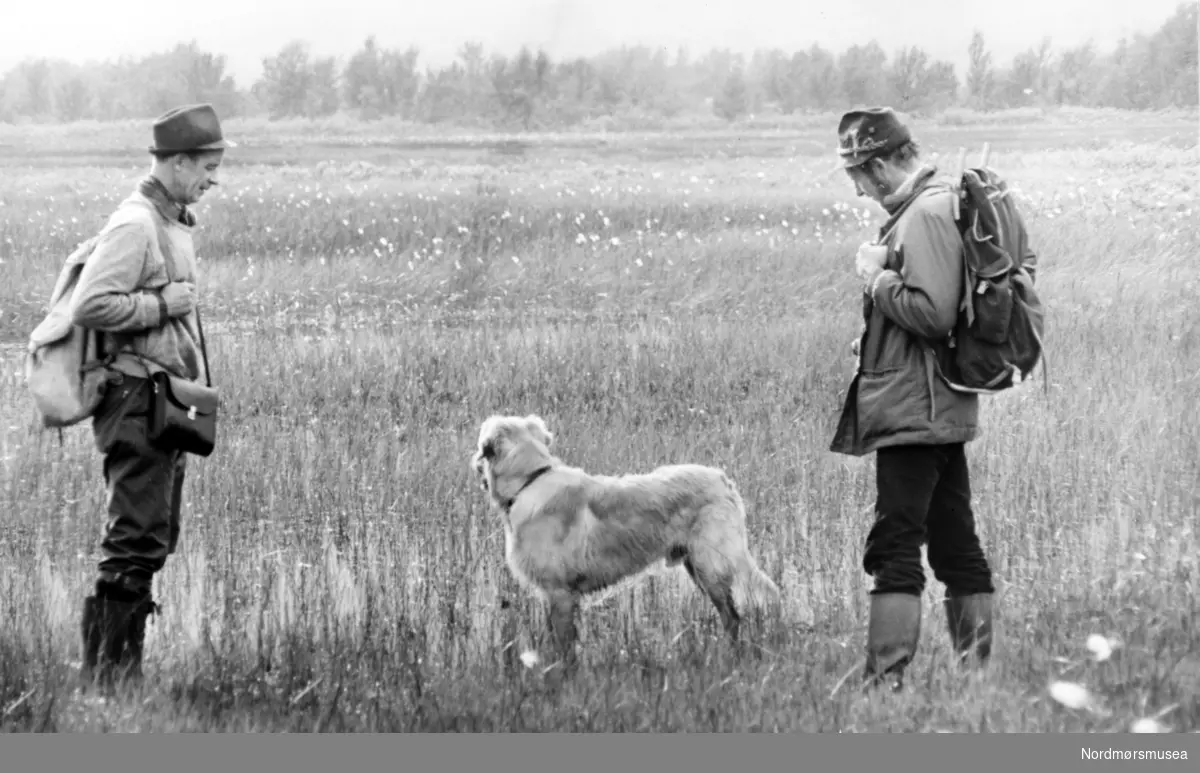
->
xmin=81 ymin=374 xmax=178 ymax=690
xmin=925 ymin=444 xmax=995 ymax=666
xmin=861 ymin=445 xmax=949 ymax=691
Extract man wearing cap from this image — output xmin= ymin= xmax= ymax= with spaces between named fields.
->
xmin=68 ymin=103 xmax=234 ymax=692
xmin=828 ymin=107 xmax=1007 ymax=693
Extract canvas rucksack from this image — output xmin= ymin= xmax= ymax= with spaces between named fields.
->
xmin=25 ymin=236 xmax=116 ymax=432
xmin=23 ymin=199 xmax=158 ymax=432
xmin=943 ymin=167 xmax=1047 ymax=395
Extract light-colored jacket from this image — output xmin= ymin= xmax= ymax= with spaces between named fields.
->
xmin=69 ymin=180 xmax=207 ymax=383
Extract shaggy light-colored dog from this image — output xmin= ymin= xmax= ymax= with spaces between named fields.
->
xmin=471 ymin=413 xmax=780 ymax=670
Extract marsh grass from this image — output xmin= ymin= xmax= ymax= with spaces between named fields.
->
xmin=0 ymin=113 xmax=1197 ymax=732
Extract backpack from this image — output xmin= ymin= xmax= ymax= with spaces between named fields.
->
xmin=23 ymin=200 xmax=156 ymax=432
xmin=943 ymin=167 xmax=1047 ymax=395
xmin=24 ymin=237 xmax=115 ymax=432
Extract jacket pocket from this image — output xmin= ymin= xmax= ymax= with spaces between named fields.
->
xmin=926 ymin=347 xmax=980 ymax=432
xmin=860 ymin=309 xmax=914 ymax=375
xmin=856 ymin=366 xmax=930 ymax=447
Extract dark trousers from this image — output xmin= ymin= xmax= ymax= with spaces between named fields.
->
xmin=91 ymin=374 xmax=186 ymax=596
xmin=864 ymin=443 xmax=994 ymax=598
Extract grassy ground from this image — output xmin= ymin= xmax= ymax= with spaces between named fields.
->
xmin=0 ymin=109 xmax=1197 ymax=732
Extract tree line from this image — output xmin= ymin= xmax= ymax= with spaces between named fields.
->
xmin=1 ymin=2 xmax=1194 ymax=128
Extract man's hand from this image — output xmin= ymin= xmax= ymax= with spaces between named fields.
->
xmin=160 ymin=281 xmax=197 ymax=318
xmin=855 ymin=242 xmax=889 ymax=290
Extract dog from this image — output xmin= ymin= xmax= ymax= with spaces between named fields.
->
xmin=471 ymin=413 xmax=780 ymax=671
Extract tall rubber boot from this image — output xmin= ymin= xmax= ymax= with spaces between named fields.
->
xmin=79 ymin=593 xmax=130 ymax=693
xmin=944 ymin=593 xmax=993 ymax=667
xmin=862 ymin=592 xmax=922 ymax=693
xmin=122 ymin=596 xmax=160 ymax=684
xmin=79 ymin=581 xmax=156 ymax=694
xmin=80 ymin=595 xmax=104 ymax=687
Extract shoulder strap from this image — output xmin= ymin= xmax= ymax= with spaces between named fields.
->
xmin=959 ymin=171 xmax=1014 ymax=273
xmin=125 ymin=199 xmax=213 ymax=388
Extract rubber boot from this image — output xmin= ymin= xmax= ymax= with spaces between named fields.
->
xmin=80 ymin=595 xmax=104 ymax=687
xmin=944 ymin=593 xmax=993 ymax=668
xmin=862 ymin=593 xmax=922 ymax=693
xmin=122 ymin=596 xmax=160 ymax=684
xmin=79 ymin=581 xmax=157 ymax=694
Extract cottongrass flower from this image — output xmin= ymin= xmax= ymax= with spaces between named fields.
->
xmin=1048 ymin=676 xmax=1113 ymax=718
xmin=1131 ymin=704 xmax=1179 ymax=733
xmin=1048 ymin=680 xmax=1093 ymax=710
xmin=1086 ymin=634 xmax=1117 ymax=662
xmin=519 ymin=650 xmax=540 ymax=669
xmin=1130 ymin=717 xmax=1170 ymax=733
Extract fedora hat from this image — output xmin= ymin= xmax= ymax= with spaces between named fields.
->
xmin=149 ymin=103 xmax=236 ymax=154
xmin=835 ymin=106 xmax=911 ymax=169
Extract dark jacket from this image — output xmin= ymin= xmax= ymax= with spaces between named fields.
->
xmin=830 ymin=165 xmax=979 ymax=457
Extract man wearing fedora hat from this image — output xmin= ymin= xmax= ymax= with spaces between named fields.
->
xmin=68 ymin=103 xmax=234 ymax=692
xmin=828 ymin=107 xmax=1011 ymax=693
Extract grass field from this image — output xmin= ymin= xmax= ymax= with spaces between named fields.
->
xmin=0 ymin=108 xmax=1197 ymax=732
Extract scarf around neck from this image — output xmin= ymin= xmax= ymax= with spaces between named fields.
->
xmin=881 ymin=163 xmax=938 ymax=215
xmin=874 ymin=163 xmax=940 ymax=244
xmin=138 ymin=175 xmax=196 ymax=227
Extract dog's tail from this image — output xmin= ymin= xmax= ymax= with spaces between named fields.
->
xmin=719 ymin=471 xmax=779 ymax=612
xmin=732 ymin=552 xmax=781 ymax=613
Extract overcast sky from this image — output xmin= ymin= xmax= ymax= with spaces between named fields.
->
xmin=1 ymin=0 xmax=1186 ymax=85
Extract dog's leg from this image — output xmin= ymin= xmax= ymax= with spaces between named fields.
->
xmin=683 ymin=555 xmax=741 ymax=645
xmin=729 ymin=547 xmax=781 ymax=651
xmin=497 ymin=573 xmax=526 ymax=678
xmin=546 ymin=591 xmax=580 ymax=675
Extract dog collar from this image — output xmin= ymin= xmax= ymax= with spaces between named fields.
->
xmin=501 ymin=465 xmax=553 ymax=512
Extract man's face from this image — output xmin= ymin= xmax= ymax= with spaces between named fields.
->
xmin=172 ymin=150 xmax=224 ymax=205
xmin=844 ymin=160 xmax=888 ymax=206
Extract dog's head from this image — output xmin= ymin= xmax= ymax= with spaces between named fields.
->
xmin=472 ymin=414 xmax=555 ymax=504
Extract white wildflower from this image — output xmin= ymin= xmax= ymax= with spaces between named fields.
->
xmin=1130 ymin=718 xmax=1169 ymax=733
xmin=1086 ymin=634 xmax=1114 ymax=662
xmin=1048 ymin=680 xmax=1092 ymax=710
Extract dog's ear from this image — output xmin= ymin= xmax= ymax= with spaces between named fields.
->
xmin=476 ymin=417 xmax=508 ymax=458
xmin=524 ymin=415 xmax=553 ymax=447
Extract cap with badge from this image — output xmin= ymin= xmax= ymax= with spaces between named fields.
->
xmin=835 ymin=107 xmax=912 ymax=169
